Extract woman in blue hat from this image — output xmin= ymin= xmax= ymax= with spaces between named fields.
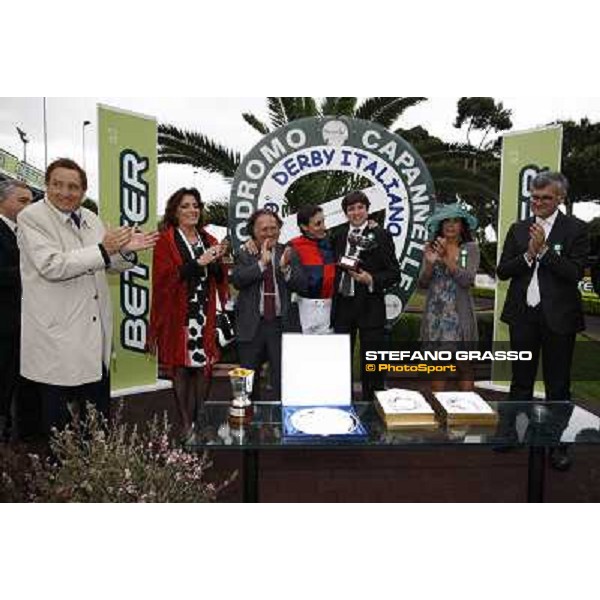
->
xmin=419 ymin=202 xmax=480 ymax=391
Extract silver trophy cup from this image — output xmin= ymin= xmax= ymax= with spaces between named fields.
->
xmin=338 ymin=229 xmax=378 ymax=272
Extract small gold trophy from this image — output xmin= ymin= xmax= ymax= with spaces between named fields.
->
xmin=228 ymin=367 xmax=255 ymax=425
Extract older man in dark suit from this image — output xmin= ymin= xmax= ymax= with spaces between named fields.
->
xmin=497 ymin=172 xmax=589 ymax=401
xmin=0 ymin=180 xmax=33 ymax=440
xmin=231 ymin=209 xmax=304 ymax=402
xmin=497 ymin=171 xmax=589 ymax=470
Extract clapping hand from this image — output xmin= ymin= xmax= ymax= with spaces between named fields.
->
xmin=260 ymin=239 xmax=273 ymax=266
xmin=424 ymin=242 xmax=439 ymax=265
xmin=214 ymin=238 xmax=230 ymax=259
xmin=122 ymin=229 xmax=160 ymax=253
xmin=280 ymin=246 xmax=293 ymax=270
xmin=528 ymin=223 xmax=546 ymax=256
xmin=432 ymin=237 xmax=447 ymax=258
xmin=102 ymin=226 xmax=133 ymax=255
xmin=198 ymin=247 xmax=219 ymax=266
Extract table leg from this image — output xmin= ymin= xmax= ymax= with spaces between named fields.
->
xmin=243 ymin=449 xmax=259 ymax=503
xmin=527 ymin=447 xmax=546 ymax=503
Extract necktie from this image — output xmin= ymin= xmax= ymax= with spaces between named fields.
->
xmin=70 ymin=212 xmax=81 ymax=229
xmin=339 ymin=229 xmax=361 ymax=297
xmin=526 ymin=218 xmax=548 ymax=308
xmin=527 ymin=261 xmax=541 ymax=307
xmin=263 ymin=261 xmax=276 ymax=320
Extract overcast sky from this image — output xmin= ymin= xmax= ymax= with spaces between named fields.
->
xmin=2 ymin=97 xmax=600 ymax=219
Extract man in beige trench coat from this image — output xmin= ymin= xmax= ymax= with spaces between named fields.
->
xmin=17 ymin=158 xmax=158 ymax=434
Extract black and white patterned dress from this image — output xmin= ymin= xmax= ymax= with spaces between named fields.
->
xmin=176 ymin=229 xmax=210 ymax=368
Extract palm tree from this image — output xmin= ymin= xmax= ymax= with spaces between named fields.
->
xmin=158 ymin=97 xmax=427 ymax=209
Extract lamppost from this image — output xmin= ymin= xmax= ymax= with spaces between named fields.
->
xmin=43 ymin=98 xmax=48 ymax=169
xmin=82 ymin=120 xmax=91 ymax=170
xmin=16 ymin=127 xmax=29 ymax=164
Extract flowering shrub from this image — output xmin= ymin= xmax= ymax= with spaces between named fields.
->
xmin=0 ymin=442 xmax=32 ymax=502
xmin=1 ymin=405 xmax=235 ymax=503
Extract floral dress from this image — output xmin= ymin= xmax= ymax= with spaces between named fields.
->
xmin=422 ymin=262 xmax=461 ymax=342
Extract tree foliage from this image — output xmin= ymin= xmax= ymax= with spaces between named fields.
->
xmin=203 ymin=200 xmax=229 ymax=227
xmin=158 ymin=124 xmax=241 ymax=181
xmin=454 ymin=97 xmax=513 ymax=149
xmin=559 ymin=118 xmax=600 ymax=204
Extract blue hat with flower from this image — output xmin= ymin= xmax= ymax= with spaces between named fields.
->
xmin=425 ymin=201 xmax=478 ymax=238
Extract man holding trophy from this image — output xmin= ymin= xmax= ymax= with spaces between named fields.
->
xmin=332 ymin=191 xmax=401 ymax=401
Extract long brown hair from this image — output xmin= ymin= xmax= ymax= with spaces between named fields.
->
xmin=160 ymin=187 xmax=203 ymax=231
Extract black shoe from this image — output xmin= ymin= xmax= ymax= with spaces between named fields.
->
xmin=550 ymin=446 xmax=572 ymax=472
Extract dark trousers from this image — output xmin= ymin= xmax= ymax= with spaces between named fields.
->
xmin=334 ymin=296 xmax=385 ymax=401
xmin=509 ymin=306 xmax=576 ymax=401
xmin=238 ymin=318 xmax=282 ymax=402
xmin=0 ymin=335 xmax=19 ymax=436
xmin=37 ymin=366 xmax=111 ymax=435
xmin=14 ymin=378 xmax=43 ymax=440
xmin=0 ymin=335 xmax=44 ymax=439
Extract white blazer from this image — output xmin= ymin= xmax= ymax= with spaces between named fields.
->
xmin=17 ymin=199 xmax=132 ymax=386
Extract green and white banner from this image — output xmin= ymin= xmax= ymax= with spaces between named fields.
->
xmin=98 ymin=104 xmax=158 ymax=393
xmin=0 ymin=147 xmax=46 ymax=190
xmin=492 ymin=125 xmax=563 ymax=385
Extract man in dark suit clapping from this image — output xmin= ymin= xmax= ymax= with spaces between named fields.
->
xmin=497 ymin=172 xmax=589 ymax=401
xmin=497 ymin=172 xmax=589 ymax=469
xmin=0 ymin=181 xmax=33 ymax=440
xmin=232 ymin=209 xmax=304 ymax=402
xmin=331 ymin=191 xmax=401 ymax=401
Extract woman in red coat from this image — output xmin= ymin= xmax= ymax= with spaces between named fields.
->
xmin=149 ymin=188 xmax=229 ymax=439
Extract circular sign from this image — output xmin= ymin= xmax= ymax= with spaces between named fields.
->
xmin=229 ymin=117 xmax=435 ymax=322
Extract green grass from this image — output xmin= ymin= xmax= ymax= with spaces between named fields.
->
xmin=405 ymin=289 xmax=426 ymax=310
xmin=471 ymin=287 xmax=495 ymax=300
xmin=572 ymin=381 xmax=600 ymax=406
xmin=572 ymin=334 xmax=600 ymax=406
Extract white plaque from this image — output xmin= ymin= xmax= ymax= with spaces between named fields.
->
xmin=281 ymin=334 xmax=351 ymax=406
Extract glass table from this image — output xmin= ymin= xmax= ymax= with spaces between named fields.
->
xmin=188 ymin=401 xmax=600 ymax=502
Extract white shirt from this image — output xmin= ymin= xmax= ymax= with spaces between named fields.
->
xmin=257 ymin=251 xmax=282 ymax=317
xmin=525 ymin=209 xmax=559 ymax=307
xmin=340 ymin=221 xmax=369 ymax=297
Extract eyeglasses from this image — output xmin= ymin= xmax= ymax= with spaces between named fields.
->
xmin=530 ymin=194 xmax=556 ymax=203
